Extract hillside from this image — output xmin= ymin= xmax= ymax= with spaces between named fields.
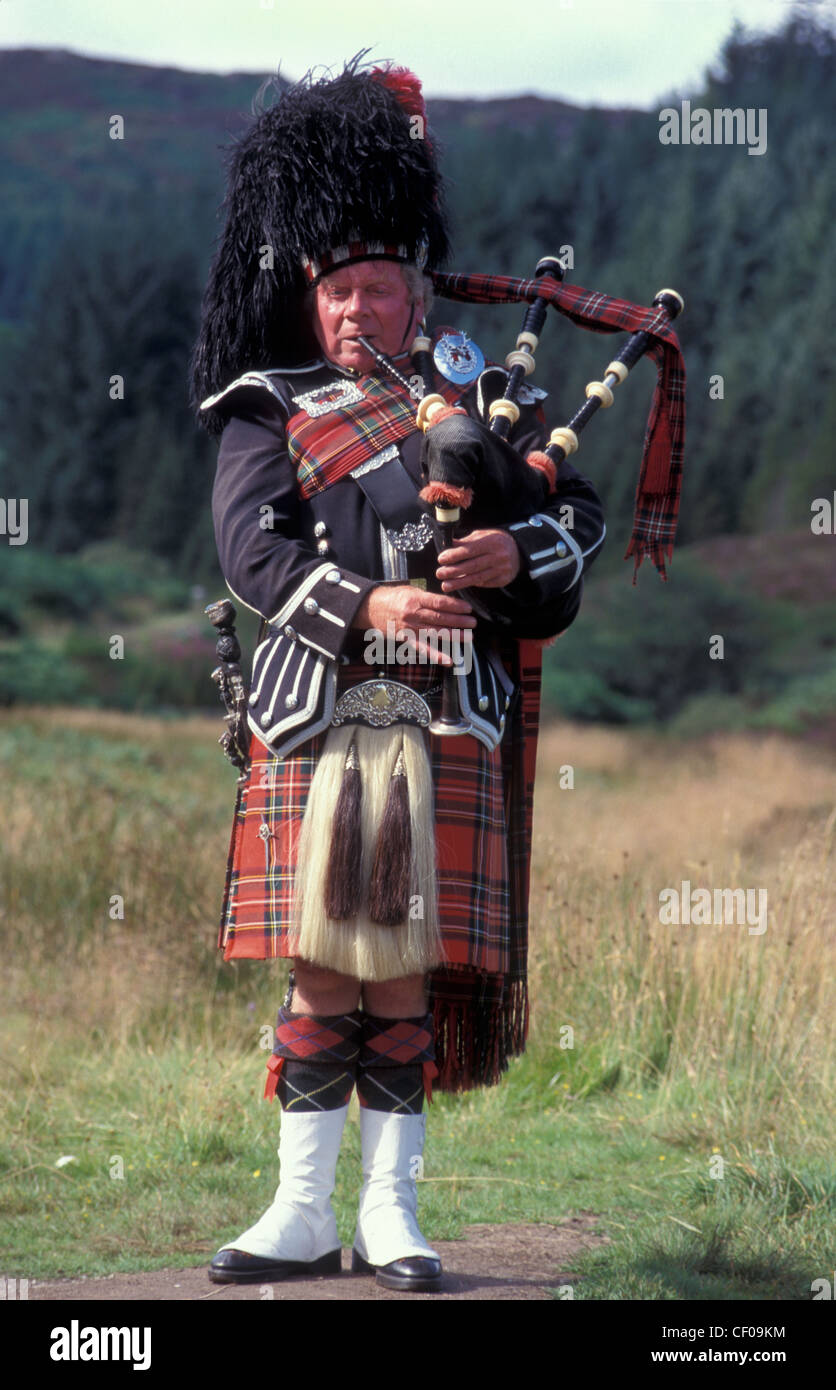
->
xmin=1 ymin=19 xmax=833 ymax=568
xmin=690 ymin=528 xmax=836 ymax=607
xmin=0 ymin=16 xmax=834 ymax=731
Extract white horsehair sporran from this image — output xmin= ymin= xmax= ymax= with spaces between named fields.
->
xmin=290 ymin=712 xmax=441 ymax=981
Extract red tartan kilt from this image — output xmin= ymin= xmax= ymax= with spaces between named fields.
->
xmin=219 ymin=656 xmax=515 ymax=976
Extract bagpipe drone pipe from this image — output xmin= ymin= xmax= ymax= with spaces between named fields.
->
xmin=415 ymin=256 xmax=684 ymax=575
xmin=388 ymin=256 xmax=687 ymax=731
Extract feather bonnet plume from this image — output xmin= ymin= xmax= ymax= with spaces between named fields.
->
xmin=190 ymin=53 xmax=450 ymax=433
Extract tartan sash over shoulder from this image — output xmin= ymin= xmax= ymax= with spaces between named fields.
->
xmin=287 ymin=338 xmax=463 ymax=500
xmin=432 ymin=271 xmax=686 ymax=580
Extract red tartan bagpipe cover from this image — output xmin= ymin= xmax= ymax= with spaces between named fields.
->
xmin=431 ymin=270 xmax=686 ymax=580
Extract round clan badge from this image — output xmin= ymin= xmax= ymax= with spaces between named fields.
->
xmin=432 ymin=332 xmax=485 ymax=386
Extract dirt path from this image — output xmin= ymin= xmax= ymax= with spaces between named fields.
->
xmin=29 ymin=1217 xmax=607 ymax=1301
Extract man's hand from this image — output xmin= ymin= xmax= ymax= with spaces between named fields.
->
xmin=436 ymin=528 xmax=521 ymax=590
xmin=353 ymin=584 xmax=476 ymax=665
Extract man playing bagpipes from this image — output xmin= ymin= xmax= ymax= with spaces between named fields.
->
xmin=190 ymin=55 xmax=683 ymax=1292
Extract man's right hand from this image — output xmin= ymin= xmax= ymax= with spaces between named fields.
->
xmin=353 ymin=584 xmax=476 ymax=666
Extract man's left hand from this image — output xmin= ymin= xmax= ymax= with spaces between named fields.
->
xmin=437 ymin=529 xmax=521 ymax=590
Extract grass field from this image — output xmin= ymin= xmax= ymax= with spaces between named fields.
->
xmin=0 ymin=708 xmax=833 ymax=1299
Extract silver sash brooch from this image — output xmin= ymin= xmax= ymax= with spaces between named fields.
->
xmin=292 ymin=380 xmax=365 ymax=417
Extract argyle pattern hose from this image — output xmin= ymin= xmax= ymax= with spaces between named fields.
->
xmin=357 ymin=1013 xmax=438 ymax=1113
xmin=264 ymin=1007 xmax=363 ymax=1110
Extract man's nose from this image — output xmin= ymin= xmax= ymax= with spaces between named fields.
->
xmin=344 ymin=291 xmax=373 ymax=318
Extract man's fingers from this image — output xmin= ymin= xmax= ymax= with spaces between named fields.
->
xmin=416 ymin=592 xmax=475 ymax=619
xmin=436 ymin=530 xmax=521 ymax=590
xmin=398 ymin=627 xmax=471 ymax=666
xmin=419 ymin=587 xmax=473 ymax=609
xmin=437 ymin=558 xmax=496 ymax=581
xmin=411 ymin=639 xmax=454 ymax=667
xmin=437 ymin=543 xmax=493 ymax=565
xmin=439 ymin=560 xmax=503 ymax=588
xmin=438 ymin=532 xmax=507 ymax=564
xmin=420 ymin=609 xmax=477 ymax=626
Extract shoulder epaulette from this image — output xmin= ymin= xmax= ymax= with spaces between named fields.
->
xmin=200 ymin=361 xmax=326 ymax=412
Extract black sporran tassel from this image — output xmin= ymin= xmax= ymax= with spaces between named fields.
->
xmin=368 ymin=746 xmax=412 ymax=926
xmin=324 ymin=740 xmax=363 ymax=919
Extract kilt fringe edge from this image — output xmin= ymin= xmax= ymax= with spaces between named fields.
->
xmin=289 ymin=723 xmax=444 ymax=981
xmin=431 ymin=979 xmax=529 ymax=1090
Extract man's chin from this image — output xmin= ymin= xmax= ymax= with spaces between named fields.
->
xmin=333 ymin=339 xmax=375 ymax=370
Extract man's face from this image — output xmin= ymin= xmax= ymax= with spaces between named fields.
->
xmin=311 ymin=261 xmax=420 ymax=372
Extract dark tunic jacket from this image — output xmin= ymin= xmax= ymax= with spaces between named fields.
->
xmin=207 ymin=346 xmax=606 ymax=754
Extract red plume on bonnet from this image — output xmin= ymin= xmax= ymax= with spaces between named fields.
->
xmin=370 ymin=63 xmax=428 ymax=129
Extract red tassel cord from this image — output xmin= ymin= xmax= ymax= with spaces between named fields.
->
xmin=264 ymin=1054 xmax=284 ymax=1102
xmin=422 ymin=1060 xmax=438 ymax=1105
xmin=419 ymin=480 xmax=473 ymax=510
xmin=368 ymin=746 xmax=412 ymax=926
xmin=525 ymin=450 xmax=557 ymax=493
xmin=324 ymin=740 xmax=363 ymax=919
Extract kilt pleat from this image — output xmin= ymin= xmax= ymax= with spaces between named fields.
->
xmin=218 ymin=641 xmax=543 ymax=1090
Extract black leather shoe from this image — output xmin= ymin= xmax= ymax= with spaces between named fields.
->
xmin=209 ymin=1246 xmax=342 ymax=1284
xmin=351 ymin=1247 xmax=442 ymax=1292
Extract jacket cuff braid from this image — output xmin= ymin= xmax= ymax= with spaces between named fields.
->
xmin=268 ymin=562 xmax=378 ymax=661
xmin=502 ymin=498 xmax=606 ymax=603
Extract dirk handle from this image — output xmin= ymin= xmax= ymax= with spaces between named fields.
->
xmin=205 ymin=598 xmax=241 ymax=666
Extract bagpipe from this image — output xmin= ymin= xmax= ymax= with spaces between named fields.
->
xmin=208 ymin=256 xmax=685 ymax=760
xmin=365 ymin=255 xmax=685 ymax=735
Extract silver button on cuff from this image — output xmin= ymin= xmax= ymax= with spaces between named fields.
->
xmin=325 ymin=569 xmax=342 ymax=584
xmin=528 ymin=515 xmax=543 ymax=527
xmin=317 ymin=540 xmax=330 ymax=555
xmin=284 ymin=625 xmax=297 ymax=641
xmin=260 ymin=713 xmax=271 ymax=728
xmin=285 ymin=693 xmax=299 ymax=710
xmin=478 ymin=694 xmax=489 ymax=711
xmin=556 ymin=542 xmax=567 ymax=557
xmin=304 ymin=597 xmax=319 ymax=615
xmin=314 ymin=521 xmax=328 ymax=538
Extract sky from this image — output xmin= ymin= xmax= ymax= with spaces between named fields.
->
xmin=0 ymin=0 xmax=816 ymax=107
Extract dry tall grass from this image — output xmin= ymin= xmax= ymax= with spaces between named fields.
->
xmin=1 ymin=709 xmax=833 ymax=1147
xmin=529 ymin=724 xmax=835 ymax=1141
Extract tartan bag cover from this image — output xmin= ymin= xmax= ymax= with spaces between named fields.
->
xmin=432 ymin=271 xmax=686 ymax=579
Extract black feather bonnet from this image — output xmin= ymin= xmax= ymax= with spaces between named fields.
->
xmin=191 ymin=55 xmax=451 ymax=433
